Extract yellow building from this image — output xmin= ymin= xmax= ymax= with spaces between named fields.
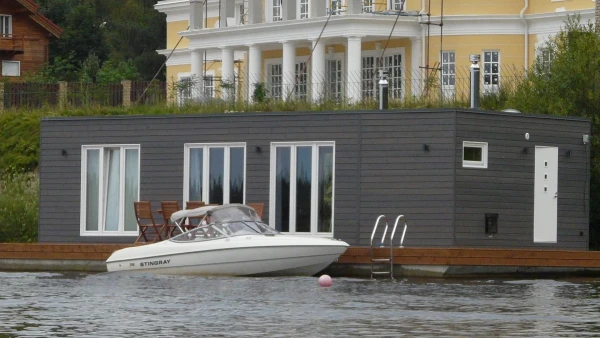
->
xmin=154 ymin=0 xmax=595 ymax=103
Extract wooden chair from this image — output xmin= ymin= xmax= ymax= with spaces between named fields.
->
xmin=133 ymin=201 xmax=163 ymax=244
xmin=160 ymin=201 xmax=182 ymax=238
xmin=186 ymin=201 xmax=206 ymax=209
xmin=185 ymin=201 xmax=206 ymax=229
xmin=247 ymin=203 xmax=264 ymax=220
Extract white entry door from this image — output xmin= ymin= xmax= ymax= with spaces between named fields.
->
xmin=533 ymin=146 xmax=558 ymax=243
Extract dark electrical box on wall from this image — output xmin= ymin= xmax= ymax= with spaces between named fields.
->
xmin=485 ymin=213 xmax=498 ymax=234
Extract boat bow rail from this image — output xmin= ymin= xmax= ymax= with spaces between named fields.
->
xmin=369 ymin=214 xmax=408 ymax=279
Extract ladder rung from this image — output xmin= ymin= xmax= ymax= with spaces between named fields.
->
xmin=372 ymin=271 xmax=391 ymax=275
xmin=371 ymin=258 xmax=391 ymax=262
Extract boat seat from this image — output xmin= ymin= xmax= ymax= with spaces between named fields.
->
xmin=133 ymin=201 xmax=163 ymax=244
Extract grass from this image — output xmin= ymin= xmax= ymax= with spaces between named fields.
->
xmin=0 ymin=172 xmax=39 ymax=243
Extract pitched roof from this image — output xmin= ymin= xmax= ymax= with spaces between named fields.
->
xmin=15 ymin=0 xmax=63 ymax=38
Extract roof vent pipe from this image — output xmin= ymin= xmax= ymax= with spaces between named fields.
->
xmin=469 ymin=54 xmax=480 ymax=109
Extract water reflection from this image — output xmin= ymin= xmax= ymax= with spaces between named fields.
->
xmin=1 ymin=272 xmax=600 ymax=337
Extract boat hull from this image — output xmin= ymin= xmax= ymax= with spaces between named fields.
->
xmin=106 ymin=236 xmax=348 ymax=276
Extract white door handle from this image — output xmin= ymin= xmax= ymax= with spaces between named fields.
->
xmin=554 ymin=192 xmax=558 ymax=198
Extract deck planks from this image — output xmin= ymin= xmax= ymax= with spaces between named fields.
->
xmin=2 ymin=244 xmax=600 ymax=269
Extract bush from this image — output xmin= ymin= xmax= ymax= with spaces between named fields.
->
xmin=0 ymin=111 xmax=43 ymax=176
xmin=0 ymin=173 xmax=39 ymax=243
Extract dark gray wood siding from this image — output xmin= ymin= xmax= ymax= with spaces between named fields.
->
xmin=39 ymin=110 xmax=456 ymax=246
xmin=357 ymin=111 xmax=455 ymax=247
xmin=39 ymin=109 xmax=590 ymax=250
xmin=454 ymin=110 xmax=590 ymax=249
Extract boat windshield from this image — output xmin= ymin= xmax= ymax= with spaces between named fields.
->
xmin=170 ymin=204 xmax=279 ymax=242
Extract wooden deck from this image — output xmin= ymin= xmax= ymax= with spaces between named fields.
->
xmin=1 ymin=244 xmax=600 ymax=268
xmin=0 ymin=243 xmax=130 ymax=261
xmin=341 ymin=247 xmax=600 ymax=268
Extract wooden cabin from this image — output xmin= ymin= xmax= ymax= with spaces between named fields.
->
xmin=0 ymin=0 xmax=62 ymax=80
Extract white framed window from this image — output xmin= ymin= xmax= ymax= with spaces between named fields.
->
xmin=385 ymin=54 xmax=403 ymax=99
xmin=295 ymin=61 xmax=308 ymax=100
xmin=462 ymin=141 xmax=488 ymax=169
xmin=80 ymin=145 xmax=140 ymax=236
xmin=441 ymin=51 xmax=455 ymax=100
xmin=0 ymin=15 xmax=11 ymax=37
xmin=266 ymin=60 xmax=283 ymax=100
xmin=535 ymin=41 xmax=554 ymax=75
xmin=269 ymin=142 xmax=335 ymax=236
xmin=327 ymin=59 xmax=343 ymax=100
xmin=330 ymin=0 xmax=344 ymax=15
xmin=389 ymin=0 xmax=406 ymax=11
xmin=178 ymin=75 xmax=192 ymax=105
xmin=361 ymin=55 xmax=376 ymax=99
xmin=299 ymin=0 xmax=309 ymax=19
xmin=177 ymin=72 xmax=204 ymax=106
xmin=270 ymin=0 xmax=282 ymax=21
xmin=184 ymin=143 xmax=246 ymax=205
xmin=2 ymin=60 xmax=20 ymax=77
xmin=482 ymin=51 xmax=500 ymax=94
xmin=203 ymin=70 xmax=215 ymax=98
xmin=361 ymin=48 xmax=405 ymax=100
xmin=363 ymin=0 xmax=373 ymax=12
xmin=540 ymin=48 xmax=553 ymax=73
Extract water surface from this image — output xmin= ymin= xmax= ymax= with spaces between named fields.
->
xmin=1 ymin=272 xmax=600 ymax=337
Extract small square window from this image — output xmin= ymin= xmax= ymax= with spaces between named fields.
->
xmin=463 ymin=141 xmax=488 ymax=168
xmin=2 ymin=60 xmax=20 ymax=77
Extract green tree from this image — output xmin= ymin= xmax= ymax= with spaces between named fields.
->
xmin=38 ymin=0 xmax=109 ymax=79
xmin=24 ymin=53 xmax=79 ymax=82
xmin=507 ymin=16 xmax=600 ymax=248
xmin=79 ymin=52 xmax=101 ymax=83
xmin=96 ymin=59 xmax=140 ymax=83
xmin=35 ymin=0 xmax=165 ymax=82
xmin=100 ymin=0 xmax=167 ymax=81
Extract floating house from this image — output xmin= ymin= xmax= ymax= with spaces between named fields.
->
xmin=39 ymin=109 xmax=590 ymax=250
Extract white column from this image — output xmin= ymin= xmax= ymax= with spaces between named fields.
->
xmin=282 ymin=41 xmax=296 ymax=100
xmin=221 ymin=47 xmax=235 ymax=101
xmin=190 ymin=48 xmax=204 ymax=100
xmin=410 ymin=36 xmax=423 ymax=97
xmin=311 ymin=39 xmax=326 ymax=102
xmin=241 ymin=51 xmax=248 ymax=100
xmin=248 ymin=44 xmax=262 ymax=103
xmin=346 ymin=36 xmax=362 ymax=103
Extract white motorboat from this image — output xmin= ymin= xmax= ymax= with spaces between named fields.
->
xmin=106 ymin=204 xmax=349 ymax=276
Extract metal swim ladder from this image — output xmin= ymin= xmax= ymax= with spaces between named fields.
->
xmin=369 ymin=215 xmax=408 ymax=279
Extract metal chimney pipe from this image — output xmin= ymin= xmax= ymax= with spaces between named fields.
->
xmin=378 ymin=69 xmax=389 ymax=110
xmin=469 ymin=54 xmax=480 ymax=109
